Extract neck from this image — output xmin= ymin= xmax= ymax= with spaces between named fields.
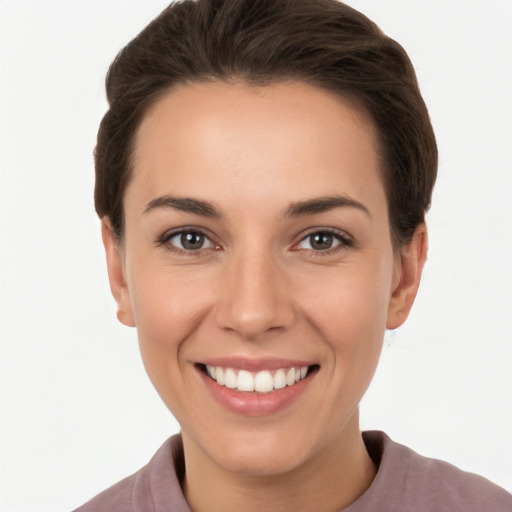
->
xmin=182 ymin=412 xmax=376 ymax=512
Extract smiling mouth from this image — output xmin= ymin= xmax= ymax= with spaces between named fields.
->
xmin=198 ymin=364 xmax=320 ymax=394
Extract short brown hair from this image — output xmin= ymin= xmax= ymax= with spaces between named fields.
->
xmin=95 ymin=0 xmax=437 ymax=247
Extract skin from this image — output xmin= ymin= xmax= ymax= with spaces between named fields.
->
xmin=103 ymin=81 xmax=427 ymax=512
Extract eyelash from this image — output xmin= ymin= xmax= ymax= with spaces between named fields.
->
xmin=156 ymin=227 xmax=218 ymax=256
xmin=156 ymin=227 xmax=354 ymax=256
xmin=293 ymin=228 xmax=354 ymax=256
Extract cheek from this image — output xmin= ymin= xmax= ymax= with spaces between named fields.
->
xmin=303 ymin=262 xmax=391 ymax=339
xmin=127 ymin=262 xmax=215 ymax=384
xmin=315 ymin=290 xmax=385 ymax=389
xmin=300 ymin=257 xmax=393 ymax=384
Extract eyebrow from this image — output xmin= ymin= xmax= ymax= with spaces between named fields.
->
xmin=283 ymin=195 xmax=370 ymax=218
xmin=143 ymin=196 xmax=221 ymax=217
xmin=143 ymin=194 xmax=369 ymax=219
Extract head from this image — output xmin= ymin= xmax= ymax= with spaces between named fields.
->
xmin=97 ymin=0 xmax=437 ymax=483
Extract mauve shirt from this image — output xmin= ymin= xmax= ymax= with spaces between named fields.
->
xmin=74 ymin=431 xmax=512 ymax=511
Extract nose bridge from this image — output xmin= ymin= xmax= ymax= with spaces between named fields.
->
xmin=215 ymin=243 xmax=295 ymax=338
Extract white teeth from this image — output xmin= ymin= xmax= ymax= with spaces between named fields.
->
xmin=224 ymin=368 xmax=237 ymax=389
xmin=237 ymin=370 xmax=255 ymax=392
xmin=254 ymin=370 xmax=273 ymax=393
xmin=205 ymin=365 xmax=311 ymax=393
xmin=273 ymin=369 xmax=287 ymax=389
xmin=215 ymin=367 xmax=225 ymax=386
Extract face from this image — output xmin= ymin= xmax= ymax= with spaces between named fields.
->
xmin=104 ymin=81 xmax=425 ymax=477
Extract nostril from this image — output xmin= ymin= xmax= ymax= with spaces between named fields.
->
xmin=215 ymin=300 xmax=297 ymax=340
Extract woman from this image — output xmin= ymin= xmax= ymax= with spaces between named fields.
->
xmin=75 ymin=0 xmax=511 ymax=510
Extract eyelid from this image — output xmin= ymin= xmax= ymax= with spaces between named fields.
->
xmin=292 ymin=227 xmax=354 ymax=252
xmin=156 ymin=226 xmax=220 ymax=253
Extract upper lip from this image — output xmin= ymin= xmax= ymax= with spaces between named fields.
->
xmin=198 ymin=357 xmax=317 ymax=372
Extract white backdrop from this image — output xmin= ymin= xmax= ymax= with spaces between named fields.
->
xmin=0 ymin=1 xmax=511 ymax=510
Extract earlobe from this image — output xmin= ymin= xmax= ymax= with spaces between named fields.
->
xmin=101 ymin=219 xmax=136 ymax=327
xmin=386 ymin=224 xmax=428 ymax=330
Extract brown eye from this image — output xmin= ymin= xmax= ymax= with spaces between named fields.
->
xmin=168 ymin=231 xmax=213 ymax=251
xmin=309 ymin=233 xmax=335 ymax=250
xmin=296 ymin=231 xmax=351 ymax=252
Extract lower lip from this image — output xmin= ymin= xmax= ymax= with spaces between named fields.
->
xmin=198 ymin=368 xmax=315 ymax=416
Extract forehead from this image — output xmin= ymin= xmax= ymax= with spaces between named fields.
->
xmin=128 ymin=81 xmax=385 ymax=214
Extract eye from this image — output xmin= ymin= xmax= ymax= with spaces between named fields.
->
xmin=296 ymin=230 xmax=352 ymax=252
xmin=165 ymin=230 xmax=214 ymax=251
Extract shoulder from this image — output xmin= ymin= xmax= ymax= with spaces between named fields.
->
xmin=356 ymin=431 xmax=512 ymax=512
xmin=397 ymin=439 xmax=511 ymax=510
xmin=73 ymin=472 xmax=136 ymax=512
xmin=73 ymin=434 xmax=188 ymax=512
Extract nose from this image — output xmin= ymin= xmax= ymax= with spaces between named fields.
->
xmin=215 ymin=249 xmax=296 ymax=340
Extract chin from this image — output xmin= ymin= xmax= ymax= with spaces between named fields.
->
xmin=214 ymin=443 xmax=309 ymax=477
xmin=197 ymin=425 xmax=324 ymax=477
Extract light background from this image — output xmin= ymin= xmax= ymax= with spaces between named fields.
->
xmin=0 ymin=1 xmax=511 ymax=510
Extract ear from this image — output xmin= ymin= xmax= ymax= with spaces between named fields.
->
xmin=101 ymin=218 xmax=136 ymax=327
xmin=386 ymin=224 xmax=428 ymax=330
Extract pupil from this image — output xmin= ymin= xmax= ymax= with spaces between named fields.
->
xmin=181 ymin=232 xmax=204 ymax=250
xmin=311 ymin=233 xmax=332 ymax=250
